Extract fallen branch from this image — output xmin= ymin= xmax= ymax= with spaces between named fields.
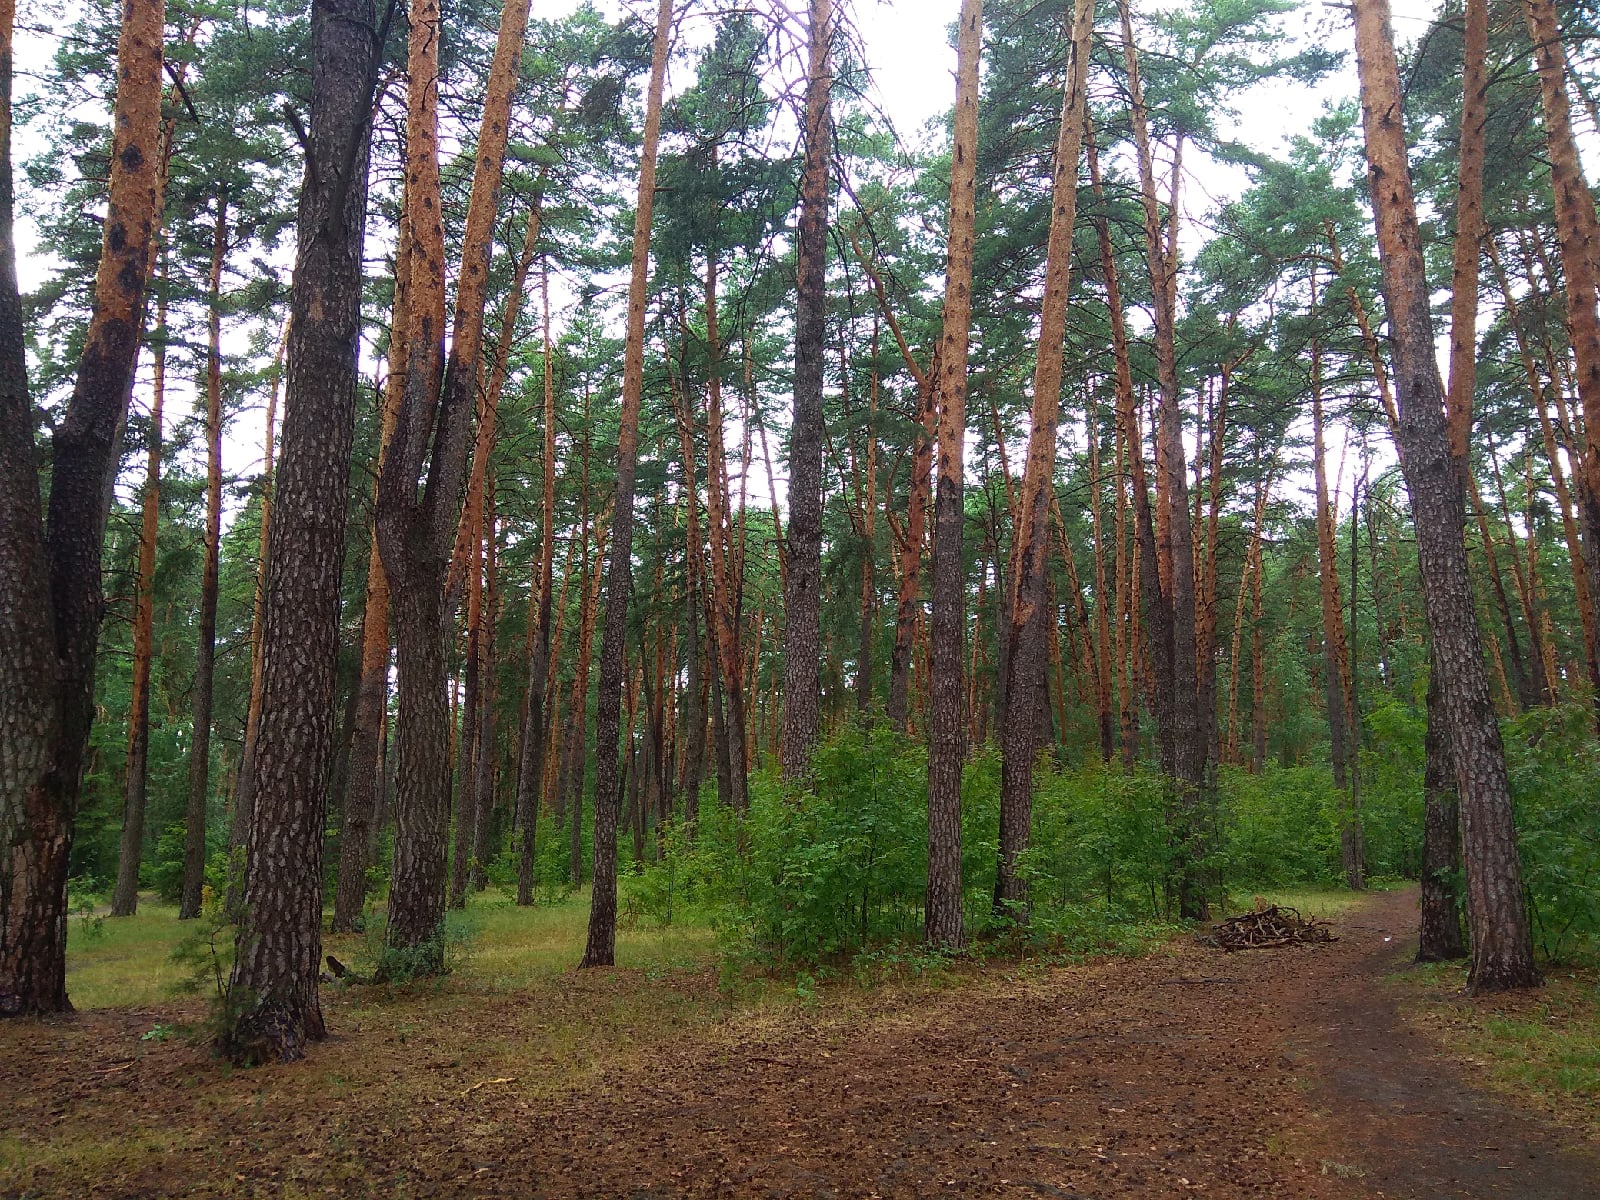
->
xmin=1205 ymin=905 xmax=1338 ymax=952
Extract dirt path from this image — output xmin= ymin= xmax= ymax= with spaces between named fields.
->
xmin=3 ymin=889 xmax=1597 ymax=1198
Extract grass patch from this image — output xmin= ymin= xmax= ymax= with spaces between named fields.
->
xmin=64 ymin=888 xmax=720 ymax=1011
xmin=66 ymin=899 xmax=197 ymax=1008
xmin=1400 ymin=960 xmax=1600 ymax=1141
xmin=1217 ymin=886 xmax=1377 ymax=922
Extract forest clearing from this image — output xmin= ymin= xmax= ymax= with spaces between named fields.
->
xmin=4 ymin=886 xmax=1598 ymax=1197
xmin=6 ymin=0 xmax=1600 ymax=1190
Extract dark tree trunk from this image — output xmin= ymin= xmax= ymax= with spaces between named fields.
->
xmin=1417 ymin=662 xmax=1467 ymax=962
xmin=780 ymin=0 xmax=834 ymax=782
xmin=379 ymin=0 xmax=531 ymax=970
xmin=1352 ymin=0 xmax=1538 ymax=991
xmin=0 ymin=0 xmax=66 ymax=1017
xmin=220 ymin=0 xmax=375 ymax=1062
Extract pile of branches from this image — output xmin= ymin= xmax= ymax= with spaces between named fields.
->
xmin=1208 ymin=905 xmax=1338 ymax=952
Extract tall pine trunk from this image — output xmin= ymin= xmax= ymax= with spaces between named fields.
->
xmin=925 ymin=0 xmax=983 ymax=950
xmin=1523 ymin=0 xmax=1600 ymax=732
xmin=1121 ymin=0 xmax=1206 ymax=919
xmin=1351 ymin=0 xmax=1538 ymax=991
xmin=780 ymin=0 xmax=834 ymax=781
xmin=996 ymin=0 xmax=1094 ymax=918
xmin=220 ymin=0 xmax=376 ymax=1060
xmin=581 ymin=0 xmax=671 ymax=969
xmin=379 ymin=0 xmax=531 ymax=970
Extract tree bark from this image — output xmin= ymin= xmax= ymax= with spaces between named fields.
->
xmin=1351 ymin=0 xmax=1538 ymax=991
xmin=780 ymin=0 xmax=834 ymax=782
xmin=220 ymin=0 xmax=375 ymax=1061
xmin=925 ymin=0 xmax=983 ymax=951
xmin=0 ymin=0 xmax=64 ymax=1016
xmin=581 ymin=0 xmax=671 ymax=970
xmin=379 ymin=0 xmax=531 ymax=970
xmin=996 ymin=0 xmax=1095 ymax=918
xmin=1417 ymin=661 xmax=1468 ymax=962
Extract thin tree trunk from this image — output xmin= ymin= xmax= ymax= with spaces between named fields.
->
xmin=231 ymin=322 xmax=287 ymax=853
xmin=1121 ymin=0 xmax=1206 ymax=919
xmin=1309 ymin=293 xmax=1358 ymax=886
xmin=220 ymin=0 xmax=375 ymax=1059
xmin=112 ymin=255 xmax=167 ymax=918
xmin=925 ymin=0 xmax=983 ymax=950
xmin=516 ymin=254 xmax=557 ymax=905
xmin=703 ymin=246 xmax=749 ymax=811
xmin=582 ymin=0 xmax=671 ymax=970
xmin=180 ymin=195 xmax=229 ymax=920
xmin=1352 ymin=0 xmax=1538 ymax=991
xmin=1524 ymin=0 xmax=1600 ymax=736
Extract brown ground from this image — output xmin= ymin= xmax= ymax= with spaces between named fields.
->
xmin=3 ymin=888 xmax=1597 ymax=1199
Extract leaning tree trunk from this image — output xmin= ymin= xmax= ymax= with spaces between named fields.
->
xmin=1351 ymin=0 xmax=1538 ymax=992
xmin=780 ymin=0 xmax=834 ymax=783
xmin=2 ymin=0 xmax=163 ymax=1018
xmin=996 ymin=0 xmax=1095 ymax=920
xmin=219 ymin=0 xmax=375 ymax=1062
xmin=581 ymin=0 xmax=671 ymax=970
xmin=111 ymin=260 xmax=167 ymax=919
xmin=925 ymin=0 xmax=984 ymax=951
xmin=180 ymin=194 xmax=228 ymax=921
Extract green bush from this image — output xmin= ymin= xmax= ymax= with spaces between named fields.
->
xmin=1503 ymin=703 xmax=1600 ymax=963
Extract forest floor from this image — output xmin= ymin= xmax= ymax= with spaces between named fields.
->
xmin=3 ymin=887 xmax=1598 ymax=1199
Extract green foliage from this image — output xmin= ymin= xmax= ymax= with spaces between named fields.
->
xmin=1502 ymin=704 xmax=1600 ymax=963
xmin=148 ymin=823 xmax=230 ymax=906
